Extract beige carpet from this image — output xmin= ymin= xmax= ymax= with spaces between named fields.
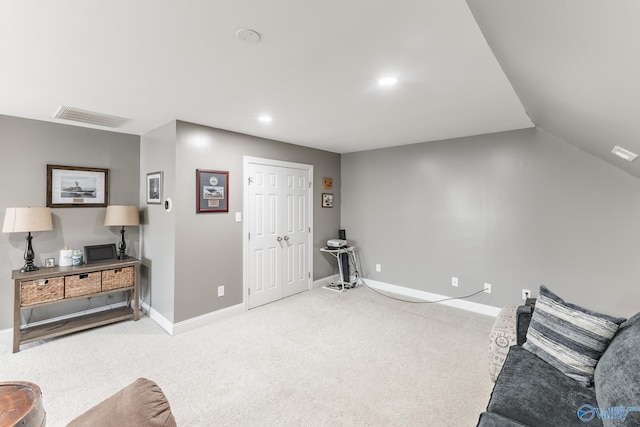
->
xmin=0 ymin=286 xmax=495 ymax=426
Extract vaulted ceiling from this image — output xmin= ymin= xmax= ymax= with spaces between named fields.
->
xmin=1 ymin=1 xmax=638 ymax=178
xmin=467 ymin=0 xmax=640 ymax=179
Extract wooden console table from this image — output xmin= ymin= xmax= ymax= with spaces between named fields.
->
xmin=12 ymin=258 xmax=140 ymax=353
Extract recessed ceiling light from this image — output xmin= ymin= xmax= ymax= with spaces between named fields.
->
xmin=611 ymin=145 xmax=638 ymax=161
xmin=378 ymin=76 xmax=398 ymax=87
xmin=258 ymin=115 xmax=272 ymax=124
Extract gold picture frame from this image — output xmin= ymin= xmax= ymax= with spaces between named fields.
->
xmin=322 ymin=177 xmax=333 ymax=190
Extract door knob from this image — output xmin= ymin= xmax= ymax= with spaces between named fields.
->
xmin=284 ymin=235 xmax=290 ymax=241
xmin=277 ymin=236 xmax=283 ymax=242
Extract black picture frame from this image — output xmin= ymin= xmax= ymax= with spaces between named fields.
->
xmin=322 ymin=193 xmax=334 ymax=208
xmin=196 ymin=169 xmax=229 ymax=213
xmin=84 ymin=244 xmax=117 ymax=264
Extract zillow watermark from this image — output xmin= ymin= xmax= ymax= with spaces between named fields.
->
xmin=577 ymin=404 xmax=640 ymax=423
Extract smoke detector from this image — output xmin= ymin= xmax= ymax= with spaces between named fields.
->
xmin=54 ymin=106 xmax=129 ymax=128
xmin=235 ymin=28 xmax=261 ymax=43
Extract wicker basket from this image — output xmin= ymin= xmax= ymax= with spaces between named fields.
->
xmin=65 ymin=272 xmax=101 ymax=298
xmin=20 ymin=277 xmax=64 ymax=306
xmin=102 ymin=267 xmax=134 ymax=291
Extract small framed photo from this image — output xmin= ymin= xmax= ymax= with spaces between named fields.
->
xmin=46 ymin=164 xmax=109 ymax=208
xmin=146 ymin=171 xmax=163 ymax=204
xmin=196 ymin=169 xmax=229 ymax=213
xmin=45 ymin=258 xmax=55 ymax=268
xmin=322 ymin=177 xmax=333 ymax=190
xmin=322 ymin=193 xmax=334 ymax=208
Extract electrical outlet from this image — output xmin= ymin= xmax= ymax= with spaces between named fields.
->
xmin=375 ymin=264 xmax=381 ymax=272
xmin=452 ymin=276 xmax=458 ymax=287
xmin=218 ymin=286 xmax=225 ymax=297
xmin=522 ymin=289 xmax=531 ymax=300
xmin=484 ymin=283 xmax=492 ymax=294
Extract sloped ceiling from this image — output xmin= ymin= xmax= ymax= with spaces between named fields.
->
xmin=0 ymin=1 xmax=532 ymax=154
xmin=467 ymin=0 xmax=640 ymax=179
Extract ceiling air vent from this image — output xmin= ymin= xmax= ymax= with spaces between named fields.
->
xmin=54 ymin=106 xmax=129 ymax=128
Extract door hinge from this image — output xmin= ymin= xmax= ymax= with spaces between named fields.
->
xmin=308 ymin=227 xmax=311 ymax=233
xmin=309 ymin=182 xmax=312 ymax=188
xmin=248 ymin=232 xmax=251 ymax=240
xmin=248 ymin=288 xmax=251 ymax=295
xmin=308 ymin=272 xmax=311 ymax=279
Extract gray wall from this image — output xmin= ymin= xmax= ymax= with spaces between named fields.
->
xmin=138 ymin=121 xmax=341 ymax=325
xmin=0 ymin=115 xmax=140 ymax=330
xmin=140 ymin=121 xmax=177 ymax=322
xmin=341 ymin=127 xmax=640 ymax=318
xmin=172 ymin=121 xmax=341 ymax=323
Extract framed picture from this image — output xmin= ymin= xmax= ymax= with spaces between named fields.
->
xmin=45 ymin=258 xmax=55 ymax=268
xmin=196 ymin=169 xmax=229 ymax=213
xmin=322 ymin=193 xmax=334 ymax=208
xmin=47 ymin=165 xmax=109 ymax=208
xmin=322 ymin=177 xmax=333 ymax=190
xmin=84 ymin=244 xmax=117 ymax=264
xmin=146 ymin=171 xmax=163 ymax=204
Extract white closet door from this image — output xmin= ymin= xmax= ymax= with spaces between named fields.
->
xmin=247 ymin=161 xmax=311 ymax=309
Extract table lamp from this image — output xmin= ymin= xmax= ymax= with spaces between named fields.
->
xmin=104 ymin=205 xmax=139 ymax=259
xmin=3 ymin=207 xmax=53 ymax=272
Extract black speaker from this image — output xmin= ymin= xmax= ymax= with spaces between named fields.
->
xmin=338 ymin=229 xmax=349 ymax=283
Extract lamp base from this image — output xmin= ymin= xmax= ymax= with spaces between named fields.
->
xmin=20 ymin=263 xmax=39 ymax=273
xmin=21 ymin=233 xmax=39 ymax=273
xmin=117 ymin=226 xmax=129 ymax=260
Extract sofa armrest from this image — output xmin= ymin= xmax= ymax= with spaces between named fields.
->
xmin=515 ymin=305 xmax=532 ymax=346
xmin=67 ymin=378 xmax=176 ymax=427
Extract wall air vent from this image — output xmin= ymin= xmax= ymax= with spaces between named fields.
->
xmin=611 ymin=145 xmax=638 ymax=162
xmin=54 ymin=106 xmax=129 ymax=128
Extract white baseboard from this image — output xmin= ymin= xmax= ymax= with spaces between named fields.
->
xmin=141 ymin=300 xmax=244 ymax=336
xmin=141 ymin=300 xmax=174 ymax=335
xmin=173 ymin=303 xmax=244 ymax=335
xmin=361 ymin=278 xmax=501 ymax=317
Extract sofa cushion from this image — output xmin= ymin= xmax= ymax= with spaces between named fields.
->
xmin=594 ymin=312 xmax=640 ymax=427
xmin=67 ymin=378 xmax=177 ymax=427
xmin=522 ymin=286 xmax=626 ymax=386
xmin=477 ymin=412 xmax=528 ymax=426
xmin=487 ymin=346 xmax=602 ymax=427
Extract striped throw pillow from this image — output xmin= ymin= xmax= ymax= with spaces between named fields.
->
xmin=522 ymin=286 xmax=626 ymax=386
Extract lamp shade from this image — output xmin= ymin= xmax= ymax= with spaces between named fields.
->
xmin=104 ymin=205 xmax=139 ymax=226
xmin=2 ymin=207 xmax=53 ymax=233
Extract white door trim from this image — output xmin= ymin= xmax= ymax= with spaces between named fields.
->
xmin=243 ymin=156 xmax=314 ymax=311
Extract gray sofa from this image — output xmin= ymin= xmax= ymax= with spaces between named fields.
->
xmin=478 ymin=307 xmax=640 ymax=426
